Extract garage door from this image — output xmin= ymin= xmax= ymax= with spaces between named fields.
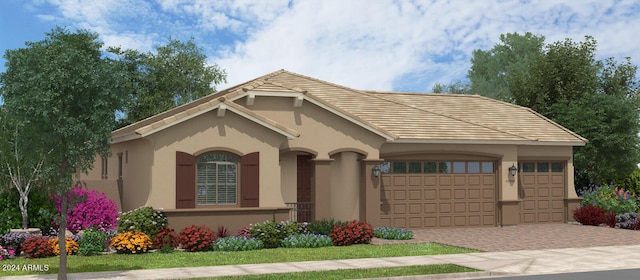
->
xmin=519 ymin=161 xmax=565 ymax=223
xmin=380 ymin=160 xmax=496 ymax=228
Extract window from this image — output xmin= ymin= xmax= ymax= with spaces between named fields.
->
xmin=408 ymin=162 xmax=422 ymax=173
xmin=101 ymin=156 xmax=108 ymax=179
xmin=423 ymin=162 xmax=437 ymax=173
xmin=439 ymin=162 xmax=451 ymax=173
xmin=537 ymin=162 xmax=549 ymax=172
xmin=453 ymin=162 xmax=466 ymax=173
xmin=521 ymin=162 xmax=535 ymax=172
xmin=481 ymin=162 xmax=494 ymax=173
xmin=551 ymin=162 xmax=564 ymax=172
xmin=393 ymin=162 xmax=407 ymax=173
xmin=196 ymin=152 xmax=238 ymax=205
xmin=117 ymin=153 xmax=123 ymax=179
xmin=468 ymin=162 xmax=480 ymax=173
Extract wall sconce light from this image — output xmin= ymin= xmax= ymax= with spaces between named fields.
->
xmin=372 ymin=165 xmax=380 ymax=177
xmin=508 ymin=164 xmax=518 ymax=177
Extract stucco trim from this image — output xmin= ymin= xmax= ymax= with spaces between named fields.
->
xmin=328 ymin=148 xmax=369 ymax=157
xmin=132 ymin=100 xmax=301 ymax=140
xmin=392 ymin=138 xmax=587 ymax=146
xmin=232 ymin=88 xmax=398 ymax=141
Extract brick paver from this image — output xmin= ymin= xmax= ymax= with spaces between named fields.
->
xmin=371 ymin=223 xmax=640 ymax=251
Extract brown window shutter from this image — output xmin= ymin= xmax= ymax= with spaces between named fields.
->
xmin=176 ymin=151 xmax=196 ymax=209
xmin=240 ymin=152 xmax=259 ymax=207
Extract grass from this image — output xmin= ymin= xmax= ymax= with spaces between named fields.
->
xmin=1 ymin=243 xmax=477 ymax=276
xmin=209 ymin=264 xmax=479 ymax=279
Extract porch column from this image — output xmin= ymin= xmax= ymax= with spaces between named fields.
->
xmin=361 ymin=159 xmax=383 ymax=226
xmin=313 ymin=159 xmax=333 ymax=221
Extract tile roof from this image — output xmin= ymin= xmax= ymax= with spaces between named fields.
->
xmin=112 ymin=69 xmax=588 ymax=146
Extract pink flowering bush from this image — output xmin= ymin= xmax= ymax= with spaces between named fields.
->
xmin=53 ymin=186 xmax=118 ymax=233
xmin=0 ymin=245 xmax=15 ymax=261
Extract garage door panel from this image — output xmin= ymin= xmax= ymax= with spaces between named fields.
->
xmin=409 ymin=176 xmax=421 ymax=186
xmin=425 ymin=190 xmax=437 ymax=200
xmin=393 ymin=177 xmax=406 ymax=186
xmin=454 ymin=176 xmax=466 ymax=186
xmin=519 ymin=161 xmax=566 ymax=224
xmin=381 ymin=160 xmax=496 ymax=228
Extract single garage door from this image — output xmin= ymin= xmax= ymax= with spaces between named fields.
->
xmin=380 ymin=160 xmax=496 ymax=228
xmin=519 ymin=161 xmax=566 ymax=223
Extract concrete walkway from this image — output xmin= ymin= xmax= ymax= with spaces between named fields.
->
xmin=3 ymin=244 xmax=640 ymax=279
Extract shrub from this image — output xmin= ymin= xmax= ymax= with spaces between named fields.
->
xmin=578 ymin=184 xmax=638 ymax=215
xmin=615 ymin=169 xmax=640 ymax=197
xmin=249 ymin=220 xmax=300 ymax=248
xmin=605 ymin=211 xmax=617 ymax=228
xmin=77 ymin=227 xmax=109 ymax=256
xmin=0 ymin=245 xmax=16 ymax=261
xmin=117 ymin=206 xmax=168 ymax=239
xmin=373 ymin=227 xmax=414 ymax=240
xmin=616 ymin=212 xmax=639 ymax=229
xmin=49 ymin=237 xmax=79 ymax=256
xmin=22 ymin=235 xmax=54 ymax=258
xmin=110 ymin=231 xmax=152 ymax=254
xmin=52 ymin=186 xmax=118 ymax=233
xmin=216 ymin=226 xmax=230 ymax=240
xmin=236 ymin=226 xmax=251 ymax=238
xmin=0 ymin=187 xmax=57 ymax=234
xmin=0 ymin=231 xmax=31 ymax=257
xmin=281 ymin=234 xmax=332 ymax=248
xmin=307 ymin=219 xmax=347 ymax=236
xmin=213 ymin=236 xmax=264 ymax=251
xmin=153 ymin=228 xmax=179 ymax=249
xmin=178 ymin=225 xmax=215 ymax=252
xmin=573 ymin=205 xmax=607 ymax=226
xmin=330 ymin=220 xmax=374 ymax=246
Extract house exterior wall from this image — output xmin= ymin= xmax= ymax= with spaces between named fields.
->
xmin=330 ymin=151 xmax=362 ymax=221
xmin=146 ymin=109 xmax=287 ymax=209
xmin=237 ymin=96 xmax=385 ymax=160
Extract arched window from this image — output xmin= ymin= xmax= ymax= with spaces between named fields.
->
xmin=196 ymin=152 xmax=238 ymax=205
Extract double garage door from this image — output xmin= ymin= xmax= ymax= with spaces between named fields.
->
xmin=380 ymin=159 xmax=567 ymax=228
xmin=380 ymin=160 xmax=497 ymax=228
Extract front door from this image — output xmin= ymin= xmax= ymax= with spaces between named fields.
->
xmin=296 ymin=155 xmax=313 ymax=222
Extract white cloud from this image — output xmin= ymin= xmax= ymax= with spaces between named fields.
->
xmin=28 ymin=0 xmax=640 ymax=92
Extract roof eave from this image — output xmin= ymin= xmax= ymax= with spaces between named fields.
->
xmin=390 ymin=138 xmax=588 ymax=146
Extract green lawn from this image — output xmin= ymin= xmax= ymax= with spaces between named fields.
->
xmin=209 ymin=264 xmax=479 ymax=279
xmin=1 ymin=243 xmax=477 ymax=276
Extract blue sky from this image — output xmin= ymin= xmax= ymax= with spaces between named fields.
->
xmin=1 ymin=0 xmax=639 ymax=92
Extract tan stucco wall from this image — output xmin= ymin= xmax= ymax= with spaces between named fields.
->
xmin=279 ymin=152 xmax=297 ymax=203
xmin=238 ymin=96 xmax=385 ymax=160
xmin=146 ymin=109 xmax=286 ymax=209
xmin=330 ymin=151 xmax=362 ymax=220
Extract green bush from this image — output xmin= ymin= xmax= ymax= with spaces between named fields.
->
xmin=249 ymin=220 xmax=300 ymax=248
xmin=77 ymin=227 xmax=109 ymax=256
xmin=117 ymin=206 xmax=167 ymax=238
xmin=307 ymin=219 xmax=347 ymax=236
xmin=373 ymin=227 xmax=414 ymax=240
xmin=578 ymin=184 xmax=638 ymax=215
xmin=616 ymin=169 xmax=640 ymax=197
xmin=212 ymin=236 xmax=264 ymax=251
xmin=281 ymin=234 xmax=332 ymax=248
xmin=0 ymin=187 xmax=56 ymax=234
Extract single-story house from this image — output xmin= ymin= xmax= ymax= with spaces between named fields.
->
xmin=80 ymin=69 xmax=588 ymax=232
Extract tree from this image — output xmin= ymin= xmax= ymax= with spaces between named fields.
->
xmin=466 ymin=33 xmax=640 ymax=187
xmin=111 ymin=38 xmax=227 ymax=127
xmin=0 ymin=115 xmax=52 ymax=230
xmin=431 ymin=80 xmax=471 ymax=94
xmin=0 ymin=27 xmax=127 ymax=279
xmin=468 ymin=32 xmax=545 ymax=101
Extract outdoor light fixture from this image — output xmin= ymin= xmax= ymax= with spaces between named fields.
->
xmin=372 ymin=165 xmax=381 ymax=177
xmin=508 ymin=164 xmax=518 ymax=177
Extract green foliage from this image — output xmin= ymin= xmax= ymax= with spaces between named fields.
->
xmin=249 ymin=220 xmax=301 ymax=248
xmin=212 ymin=236 xmax=264 ymax=251
xmin=0 ymin=187 xmax=56 ymax=234
xmin=578 ymin=185 xmax=638 ymax=215
xmin=110 ymin=38 xmax=227 ymax=127
xmin=77 ymin=228 xmax=109 ymax=256
xmin=117 ymin=206 xmax=168 ymax=239
xmin=468 ymin=32 xmax=546 ymax=101
xmin=373 ymin=227 xmax=414 ymax=240
xmin=467 ymin=32 xmax=640 ymax=185
xmin=615 ymin=169 xmax=640 ymax=197
xmin=307 ymin=219 xmax=347 ymax=236
xmin=431 ymin=81 xmax=471 ymax=94
xmin=280 ymin=234 xmax=332 ymax=248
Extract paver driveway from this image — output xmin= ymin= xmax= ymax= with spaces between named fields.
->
xmin=372 ymin=223 xmax=640 ymax=252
